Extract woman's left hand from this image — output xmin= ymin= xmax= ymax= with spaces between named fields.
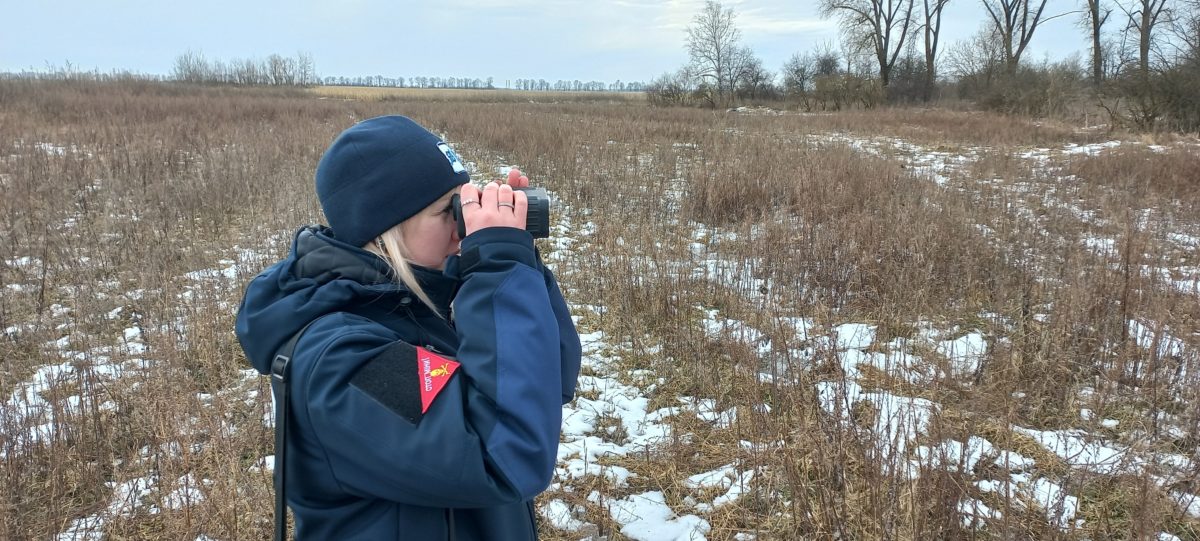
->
xmin=458 ymin=181 xmax=528 ymax=236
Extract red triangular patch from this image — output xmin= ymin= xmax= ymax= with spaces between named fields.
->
xmin=416 ymin=347 xmax=459 ymax=413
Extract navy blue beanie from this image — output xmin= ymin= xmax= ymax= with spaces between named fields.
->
xmin=315 ymin=115 xmax=471 ymax=248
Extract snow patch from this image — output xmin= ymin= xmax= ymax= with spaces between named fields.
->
xmin=599 ymin=491 xmax=711 ymax=541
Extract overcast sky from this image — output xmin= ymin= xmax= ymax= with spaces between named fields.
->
xmin=1 ymin=0 xmax=1089 ymax=84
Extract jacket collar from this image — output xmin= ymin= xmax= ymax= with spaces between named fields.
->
xmin=293 ymin=226 xmax=458 ymax=313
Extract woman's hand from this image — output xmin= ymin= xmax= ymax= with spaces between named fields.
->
xmin=459 ymin=181 xmax=528 ymax=237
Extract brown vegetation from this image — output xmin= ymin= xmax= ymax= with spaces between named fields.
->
xmin=1 ymin=80 xmax=1197 ymax=540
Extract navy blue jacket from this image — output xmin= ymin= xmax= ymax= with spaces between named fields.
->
xmin=236 ymin=225 xmax=581 ymax=540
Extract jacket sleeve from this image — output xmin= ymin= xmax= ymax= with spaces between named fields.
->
xmin=295 ymin=227 xmax=564 ymax=508
xmin=540 ymin=262 xmax=581 ymax=404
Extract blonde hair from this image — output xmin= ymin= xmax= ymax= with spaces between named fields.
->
xmin=366 ymin=225 xmax=442 ymax=316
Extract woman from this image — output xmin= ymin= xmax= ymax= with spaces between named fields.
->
xmin=236 ymin=115 xmax=581 ymax=540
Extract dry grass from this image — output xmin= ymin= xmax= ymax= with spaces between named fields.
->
xmin=1 ymin=79 xmax=1198 ymax=540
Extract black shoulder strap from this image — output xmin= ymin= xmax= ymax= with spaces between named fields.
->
xmin=270 ymin=316 xmax=325 ymax=541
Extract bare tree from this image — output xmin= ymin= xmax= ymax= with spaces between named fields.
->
xmin=980 ymin=0 xmax=1050 ymax=74
xmin=726 ymin=46 xmax=760 ymax=99
xmin=647 ymin=67 xmax=697 ymax=106
xmin=1081 ymin=0 xmax=1113 ymax=85
xmin=820 ymin=0 xmax=917 ymax=87
xmin=947 ymin=25 xmax=1006 ymax=92
xmin=1117 ymin=0 xmax=1174 ymax=73
xmin=922 ymin=0 xmax=952 ymax=100
xmin=1175 ymin=0 xmax=1200 ymax=60
xmin=737 ymin=55 xmax=775 ymax=99
xmin=172 ymin=50 xmax=208 ymax=84
xmin=267 ymin=54 xmax=284 ymax=86
xmin=840 ymin=29 xmax=877 ymax=76
xmin=231 ymin=58 xmax=260 ymax=85
xmin=782 ymin=52 xmax=815 ymax=95
xmin=687 ymin=1 xmax=749 ymax=106
xmin=814 ymin=42 xmax=844 ymax=75
xmin=296 ymin=52 xmax=316 ymax=86
xmin=210 ymin=59 xmax=229 ymax=84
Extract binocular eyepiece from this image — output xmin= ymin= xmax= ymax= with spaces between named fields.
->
xmin=450 ymin=187 xmax=552 ymax=239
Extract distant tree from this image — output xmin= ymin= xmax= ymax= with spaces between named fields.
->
xmin=840 ymin=30 xmax=878 ymax=76
xmin=1167 ymin=0 xmax=1200 ymax=129
xmin=265 ymin=54 xmax=291 ymax=85
xmin=172 ymin=50 xmax=208 ymax=83
xmin=1098 ymin=0 xmax=1180 ymax=130
xmin=647 ymin=67 xmax=697 ymax=106
xmin=782 ymin=52 xmax=815 ymax=95
xmin=814 ymin=43 xmax=843 ymax=76
xmin=947 ymin=25 xmax=1006 ymax=94
xmin=1176 ymin=0 xmax=1200 ymax=57
xmin=686 ymin=1 xmax=752 ymax=106
xmin=296 ymin=52 xmax=315 ymax=86
xmin=737 ymin=56 xmax=776 ymax=99
xmin=1080 ymin=0 xmax=1113 ymax=85
xmin=820 ymin=0 xmax=917 ymax=88
xmin=238 ymin=58 xmax=263 ymax=85
xmin=921 ymin=0 xmax=952 ymax=100
xmin=980 ymin=0 xmax=1050 ymax=74
xmin=887 ymin=49 xmax=932 ymax=101
xmin=1117 ymin=0 xmax=1174 ymax=74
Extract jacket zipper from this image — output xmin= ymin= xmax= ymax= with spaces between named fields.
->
xmin=446 ymin=508 xmax=456 ymax=541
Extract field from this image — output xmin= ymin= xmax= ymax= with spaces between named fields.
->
xmin=1 ymin=80 xmax=1199 ymax=540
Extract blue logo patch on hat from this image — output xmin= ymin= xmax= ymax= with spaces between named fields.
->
xmin=437 ymin=143 xmax=466 ymax=174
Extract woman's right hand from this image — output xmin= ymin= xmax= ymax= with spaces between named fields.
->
xmin=458 ymin=181 xmax=528 ymax=237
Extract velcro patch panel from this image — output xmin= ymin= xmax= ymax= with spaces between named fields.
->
xmin=350 ymin=341 xmax=460 ymax=424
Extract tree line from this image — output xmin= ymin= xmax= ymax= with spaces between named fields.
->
xmin=172 ymin=51 xmax=318 ymax=86
xmin=651 ymin=0 xmax=1200 ymax=132
xmin=7 ymin=53 xmax=647 ymax=95
xmin=170 ymin=51 xmax=645 ymax=93
xmin=317 ymin=75 xmax=645 ymax=93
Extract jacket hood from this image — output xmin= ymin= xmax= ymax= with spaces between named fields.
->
xmin=235 ymin=225 xmax=458 ymax=375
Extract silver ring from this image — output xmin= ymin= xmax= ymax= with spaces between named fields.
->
xmin=460 ymin=199 xmax=480 ymax=206
xmin=498 ymin=202 xmax=515 ymax=209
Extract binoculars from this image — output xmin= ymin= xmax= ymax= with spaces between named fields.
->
xmin=450 ymin=187 xmax=551 ymax=239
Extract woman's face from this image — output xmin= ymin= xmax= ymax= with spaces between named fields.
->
xmin=399 ymin=188 xmax=461 ymax=270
